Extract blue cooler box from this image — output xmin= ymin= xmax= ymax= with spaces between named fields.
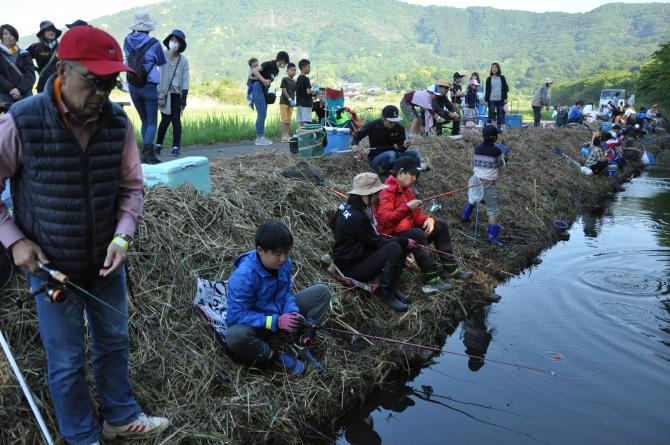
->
xmin=324 ymin=127 xmax=351 ymax=155
xmin=505 ymin=114 xmax=522 ymax=128
xmin=142 ymin=156 xmax=211 ymax=194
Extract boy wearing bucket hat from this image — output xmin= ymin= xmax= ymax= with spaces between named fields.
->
xmin=156 ymin=30 xmax=190 ymax=157
xmin=375 ymin=157 xmax=472 ymax=295
xmin=330 ymin=172 xmax=410 ymax=312
xmin=123 ymin=11 xmax=167 ymax=164
xmin=0 ymin=24 xmax=36 ymax=104
xmin=350 ymin=104 xmax=422 ymax=173
xmin=28 ymin=21 xmax=62 ymax=93
xmin=433 ymin=80 xmax=460 ymax=136
xmin=0 ymin=25 xmax=169 ymax=442
xmin=461 ymin=125 xmax=506 ymax=247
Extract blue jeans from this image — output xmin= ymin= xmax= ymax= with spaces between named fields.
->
xmin=488 ymin=100 xmax=505 ymax=127
xmin=29 ymin=268 xmax=140 ymax=444
xmin=251 ymin=81 xmax=267 ymax=137
xmin=370 ymin=150 xmax=421 ymax=171
xmin=129 ymin=83 xmax=159 ymax=145
xmin=0 ymin=89 xmax=33 ymax=104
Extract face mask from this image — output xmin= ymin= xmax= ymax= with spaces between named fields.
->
xmin=169 ymin=41 xmax=179 ymax=51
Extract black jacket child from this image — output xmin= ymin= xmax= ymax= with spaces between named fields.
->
xmin=331 ymin=202 xmax=403 ymax=269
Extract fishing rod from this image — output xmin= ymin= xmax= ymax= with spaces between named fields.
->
xmin=316 ymin=324 xmax=555 ymax=375
xmin=382 ymin=233 xmax=514 ymax=277
xmin=421 ymin=179 xmax=496 ymax=202
xmin=0 ymin=331 xmax=54 ymax=444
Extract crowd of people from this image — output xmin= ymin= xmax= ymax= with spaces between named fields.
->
xmin=0 ymin=11 xmax=664 ymax=445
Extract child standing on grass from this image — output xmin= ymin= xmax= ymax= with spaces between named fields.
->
xmin=295 ymin=59 xmax=319 ymax=128
xmin=463 ymin=79 xmax=479 ymax=125
xmin=460 ymin=125 xmax=507 ymax=247
xmin=225 ymin=221 xmax=332 ymax=376
xmin=279 ymin=63 xmax=297 ymax=142
xmin=246 ymin=58 xmax=258 ymax=109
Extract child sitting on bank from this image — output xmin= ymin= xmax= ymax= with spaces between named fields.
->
xmin=225 ymin=221 xmax=332 ymax=376
xmin=460 ymin=125 xmax=507 ymax=247
xmin=247 ymin=58 xmax=259 ymax=109
xmin=295 ymin=59 xmax=320 ymax=129
xmin=374 ymin=157 xmax=473 ymax=295
xmin=584 ymin=132 xmax=609 ymax=175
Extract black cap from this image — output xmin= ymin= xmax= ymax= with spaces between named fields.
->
xmin=382 ymin=105 xmax=401 ymax=122
xmin=482 ymin=124 xmax=499 ymax=139
xmin=453 ymin=71 xmax=465 ymax=78
xmin=393 ymin=156 xmax=422 ymax=176
xmin=65 ymin=19 xmax=88 ymax=29
xmin=276 ymin=51 xmax=290 ymax=63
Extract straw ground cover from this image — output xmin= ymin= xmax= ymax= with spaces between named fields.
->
xmin=0 ymin=129 xmax=662 ymax=444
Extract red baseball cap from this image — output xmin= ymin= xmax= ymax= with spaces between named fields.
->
xmin=59 ymin=25 xmax=134 ymax=76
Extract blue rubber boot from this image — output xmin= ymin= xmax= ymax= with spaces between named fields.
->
xmin=460 ymin=202 xmax=474 ymax=222
xmin=487 ymin=224 xmax=503 ymax=247
xmin=291 ymin=344 xmax=325 ymax=371
xmin=276 ymin=352 xmax=305 ymax=376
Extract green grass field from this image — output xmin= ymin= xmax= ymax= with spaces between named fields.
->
xmin=111 ymin=91 xmax=547 ymax=147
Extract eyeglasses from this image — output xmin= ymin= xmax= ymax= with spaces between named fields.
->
xmin=68 ymin=65 xmax=117 ymax=93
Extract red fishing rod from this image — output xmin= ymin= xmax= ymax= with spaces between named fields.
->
xmin=319 ymin=325 xmax=556 ymax=375
xmin=383 ymin=233 xmax=514 ymax=277
xmin=421 ymin=178 xmax=496 ymax=202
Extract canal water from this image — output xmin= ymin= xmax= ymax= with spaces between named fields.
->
xmin=335 ymin=150 xmax=670 ymax=444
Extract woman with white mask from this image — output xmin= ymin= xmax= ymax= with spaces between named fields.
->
xmin=156 ymin=30 xmax=190 ymax=157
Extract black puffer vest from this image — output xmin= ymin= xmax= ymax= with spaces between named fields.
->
xmin=9 ymin=78 xmax=127 ymax=280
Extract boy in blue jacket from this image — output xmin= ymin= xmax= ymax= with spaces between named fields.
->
xmin=225 ymin=220 xmax=331 ymax=375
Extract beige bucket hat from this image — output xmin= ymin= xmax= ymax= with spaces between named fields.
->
xmin=348 ymin=172 xmax=388 ymax=196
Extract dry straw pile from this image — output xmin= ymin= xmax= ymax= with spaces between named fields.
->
xmin=0 ymin=128 xmax=658 ymax=444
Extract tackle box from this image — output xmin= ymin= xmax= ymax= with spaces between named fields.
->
xmin=142 ymin=156 xmax=211 ymax=194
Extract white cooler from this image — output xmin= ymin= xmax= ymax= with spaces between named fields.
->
xmin=142 ymin=157 xmax=211 ymax=194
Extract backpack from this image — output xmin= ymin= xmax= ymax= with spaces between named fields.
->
xmin=125 ymin=37 xmax=158 ymax=87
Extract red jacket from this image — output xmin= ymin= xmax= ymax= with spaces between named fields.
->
xmin=374 ymin=175 xmax=428 ymax=235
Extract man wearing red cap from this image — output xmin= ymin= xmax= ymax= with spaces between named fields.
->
xmin=0 ymin=26 xmax=169 ymax=443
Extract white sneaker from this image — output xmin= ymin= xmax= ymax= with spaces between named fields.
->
xmin=102 ymin=412 xmax=170 ymax=439
xmin=421 ymin=278 xmax=451 ymax=294
xmin=254 ymin=137 xmax=273 ymax=146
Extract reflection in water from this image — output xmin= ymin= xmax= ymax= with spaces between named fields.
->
xmin=461 ymin=305 xmax=494 ymax=372
xmin=333 ymin=149 xmax=670 ymax=445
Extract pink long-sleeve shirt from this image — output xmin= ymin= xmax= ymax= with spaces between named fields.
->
xmin=0 ymin=105 xmax=144 ymax=249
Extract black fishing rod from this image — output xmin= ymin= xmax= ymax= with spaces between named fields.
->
xmin=309 ymin=323 xmax=556 ymax=376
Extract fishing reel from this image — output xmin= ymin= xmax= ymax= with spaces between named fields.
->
xmin=15 ymin=281 xmax=65 ymax=307
xmin=297 ymin=318 xmax=319 ymax=347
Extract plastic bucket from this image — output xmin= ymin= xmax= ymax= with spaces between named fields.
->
xmin=607 ymin=163 xmax=618 ymax=177
xmin=296 ymin=127 xmax=326 ymax=158
xmin=554 ymin=220 xmax=568 ymax=232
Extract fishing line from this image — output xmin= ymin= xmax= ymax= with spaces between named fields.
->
xmin=320 ymin=325 xmax=555 ymax=375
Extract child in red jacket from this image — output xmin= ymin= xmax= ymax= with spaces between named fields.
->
xmin=374 ymin=157 xmax=472 ymax=294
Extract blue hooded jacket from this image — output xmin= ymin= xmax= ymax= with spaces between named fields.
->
xmin=225 ymin=250 xmax=300 ymax=331
xmin=123 ymin=32 xmax=167 ymax=85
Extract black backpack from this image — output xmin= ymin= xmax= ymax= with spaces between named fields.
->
xmin=125 ymin=37 xmax=158 ymax=87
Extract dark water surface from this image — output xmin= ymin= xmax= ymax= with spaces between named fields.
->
xmin=335 ymin=151 xmax=670 ymax=445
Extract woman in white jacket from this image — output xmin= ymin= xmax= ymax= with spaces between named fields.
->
xmin=156 ymin=29 xmax=189 ymax=157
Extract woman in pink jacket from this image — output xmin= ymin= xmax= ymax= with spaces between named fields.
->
xmin=399 ymin=86 xmax=445 ymax=137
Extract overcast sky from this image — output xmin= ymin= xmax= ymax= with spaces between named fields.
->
xmin=5 ymin=0 xmax=670 ymax=41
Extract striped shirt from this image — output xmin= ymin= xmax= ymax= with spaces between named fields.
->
xmin=166 ymin=56 xmax=184 ymax=93
xmin=473 ymin=142 xmax=504 ymax=181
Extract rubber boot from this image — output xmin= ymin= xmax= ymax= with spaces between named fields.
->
xmin=376 ymin=262 xmax=409 ymax=312
xmin=155 ymin=144 xmax=162 ymax=155
xmin=460 ymin=202 xmax=474 ymax=222
xmin=141 ymin=144 xmax=161 ymax=165
xmin=290 ymin=343 xmax=324 ymax=370
xmin=487 ymin=224 xmax=503 ymax=247
xmin=421 ymin=270 xmax=451 ymax=294
xmin=441 ymin=260 xmax=474 ymax=281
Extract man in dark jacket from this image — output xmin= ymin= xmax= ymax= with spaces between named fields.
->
xmin=28 ymin=21 xmax=62 ymax=93
xmin=0 ymin=25 xmax=169 ymax=443
xmin=350 ymin=105 xmax=421 ymax=172
xmin=0 ymin=24 xmax=35 ymax=103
